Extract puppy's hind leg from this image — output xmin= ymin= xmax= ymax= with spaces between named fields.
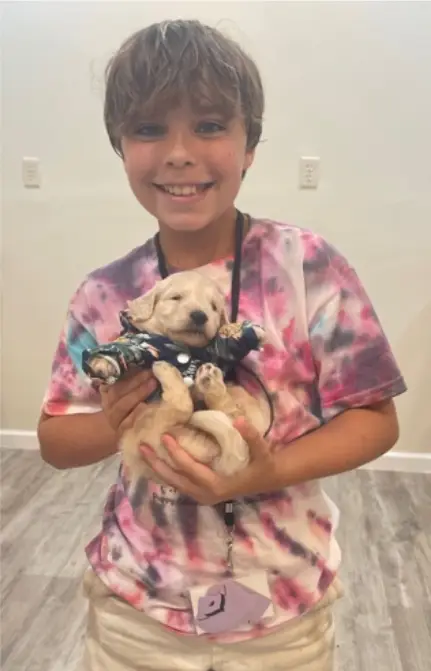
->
xmin=195 ymin=364 xmax=241 ymax=419
xmin=189 ymin=410 xmax=250 ymax=476
xmin=194 ymin=364 xmax=249 ymax=476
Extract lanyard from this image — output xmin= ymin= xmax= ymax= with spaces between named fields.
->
xmin=154 ymin=210 xmax=245 ymax=574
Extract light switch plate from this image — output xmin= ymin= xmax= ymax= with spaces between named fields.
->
xmin=299 ymin=156 xmax=320 ymax=189
xmin=22 ymin=157 xmax=41 ymax=188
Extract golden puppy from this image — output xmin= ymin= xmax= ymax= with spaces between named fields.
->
xmin=95 ymin=271 xmax=268 ymax=487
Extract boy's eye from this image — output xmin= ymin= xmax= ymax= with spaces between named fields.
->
xmin=135 ymin=124 xmax=166 ymax=138
xmin=196 ymin=121 xmax=226 ymax=135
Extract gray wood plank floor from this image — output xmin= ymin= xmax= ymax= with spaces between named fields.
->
xmin=1 ymin=448 xmax=430 ymax=670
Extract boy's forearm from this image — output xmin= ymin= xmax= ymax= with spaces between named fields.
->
xmin=38 ymin=412 xmax=119 ymax=469
xmin=235 ymin=400 xmax=399 ymax=496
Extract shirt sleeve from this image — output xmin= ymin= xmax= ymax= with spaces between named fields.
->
xmin=305 ymin=237 xmax=407 ymax=421
xmin=42 ymin=282 xmax=101 ymax=416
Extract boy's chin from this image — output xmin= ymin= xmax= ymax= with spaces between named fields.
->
xmin=158 ymin=213 xmax=214 ymax=233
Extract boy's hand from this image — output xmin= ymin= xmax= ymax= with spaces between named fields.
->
xmin=139 ymin=418 xmax=277 ymax=504
xmin=99 ymin=369 xmax=157 ymax=438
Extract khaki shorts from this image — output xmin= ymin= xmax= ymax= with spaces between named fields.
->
xmin=81 ymin=569 xmax=343 ymax=671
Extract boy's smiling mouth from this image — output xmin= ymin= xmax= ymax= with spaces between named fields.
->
xmin=153 ymin=182 xmax=215 ymax=197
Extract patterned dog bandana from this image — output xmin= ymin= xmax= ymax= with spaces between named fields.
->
xmin=82 ymin=315 xmax=263 ymax=399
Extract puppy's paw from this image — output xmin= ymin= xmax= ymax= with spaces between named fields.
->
xmin=152 ymin=361 xmax=193 ymax=415
xmin=89 ymin=356 xmax=119 ymax=381
xmin=195 ymin=363 xmax=225 ymax=395
xmin=152 ymin=360 xmax=183 ymax=384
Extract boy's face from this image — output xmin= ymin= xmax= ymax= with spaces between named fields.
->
xmin=120 ymin=105 xmax=255 ymax=233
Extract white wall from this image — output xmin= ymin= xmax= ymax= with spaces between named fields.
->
xmin=2 ymin=1 xmax=431 ymax=451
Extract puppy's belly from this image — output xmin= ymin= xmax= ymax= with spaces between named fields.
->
xmin=120 ymin=386 xmax=267 ymax=484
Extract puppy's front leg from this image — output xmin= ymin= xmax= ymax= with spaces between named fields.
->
xmin=121 ymin=361 xmax=193 ymax=483
xmin=151 ymin=361 xmax=194 ymax=425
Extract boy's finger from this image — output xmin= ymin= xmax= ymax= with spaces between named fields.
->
xmin=117 ymin=368 xmax=154 ymax=394
xmin=233 ymin=417 xmax=259 ymax=440
xmin=119 ymin=403 xmax=149 ymax=434
xmin=98 ymin=369 xmax=150 ymax=404
xmin=110 ymin=375 xmax=157 ymax=409
xmin=162 ymin=434 xmax=212 ymax=482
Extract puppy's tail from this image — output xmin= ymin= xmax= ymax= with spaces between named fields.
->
xmin=188 ymin=410 xmax=249 ymax=476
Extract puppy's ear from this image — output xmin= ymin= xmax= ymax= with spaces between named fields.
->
xmin=126 ymin=284 xmax=160 ymax=327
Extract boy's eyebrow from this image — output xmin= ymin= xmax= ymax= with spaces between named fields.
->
xmin=192 ymin=99 xmax=238 ymax=118
xmin=191 ymin=109 xmax=239 ymax=127
xmin=195 ymin=108 xmax=234 ymax=121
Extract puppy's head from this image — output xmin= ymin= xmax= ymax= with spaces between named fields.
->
xmin=126 ymin=271 xmax=228 ymax=347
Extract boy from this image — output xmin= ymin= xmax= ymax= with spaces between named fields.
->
xmin=38 ymin=19 xmax=406 ymax=671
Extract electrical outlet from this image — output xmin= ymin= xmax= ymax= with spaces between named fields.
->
xmin=299 ymin=156 xmax=320 ymax=189
xmin=22 ymin=157 xmax=41 ymax=188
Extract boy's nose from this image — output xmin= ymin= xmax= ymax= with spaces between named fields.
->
xmin=165 ymin=131 xmax=197 ymax=168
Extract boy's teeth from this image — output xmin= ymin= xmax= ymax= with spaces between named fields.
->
xmin=164 ymin=185 xmax=198 ymax=196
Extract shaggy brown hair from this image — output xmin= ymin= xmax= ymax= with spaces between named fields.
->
xmin=104 ymin=19 xmax=264 ymax=156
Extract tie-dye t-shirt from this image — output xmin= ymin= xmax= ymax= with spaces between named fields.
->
xmin=42 ymin=219 xmax=406 ymax=642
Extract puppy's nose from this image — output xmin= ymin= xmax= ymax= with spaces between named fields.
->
xmin=189 ymin=310 xmax=208 ymax=326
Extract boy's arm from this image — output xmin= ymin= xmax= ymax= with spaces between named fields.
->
xmin=38 ymin=370 xmax=157 ymax=468
xmin=273 ymin=398 xmax=398 ymax=484
xmin=38 ymin=281 xmax=156 ymax=470
xmin=38 ymin=410 xmax=117 ymax=469
xmin=38 ymin=368 xmax=155 ymax=469
xmin=227 ymin=399 xmax=399 ymax=498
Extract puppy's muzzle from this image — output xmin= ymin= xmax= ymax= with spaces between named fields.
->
xmin=189 ymin=310 xmax=209 ymax=327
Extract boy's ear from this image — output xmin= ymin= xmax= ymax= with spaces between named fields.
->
xmin=244 ymin=148 xmax=256 ymax=174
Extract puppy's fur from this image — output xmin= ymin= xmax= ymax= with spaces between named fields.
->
xmin=105 ymin=271 xmax=267 ymax=487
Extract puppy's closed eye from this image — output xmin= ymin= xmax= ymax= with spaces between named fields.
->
xmin=171 ymin=294 xmax=183 ymax=301
xmin=211 ymin=302 xmax=218 ymax=312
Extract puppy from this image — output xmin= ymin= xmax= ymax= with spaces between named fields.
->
xmin=95 ymin=271 xmax=268 ymax=487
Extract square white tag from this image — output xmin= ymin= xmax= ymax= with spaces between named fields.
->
xmin=189 ymin=570 xmax=275 ymax=635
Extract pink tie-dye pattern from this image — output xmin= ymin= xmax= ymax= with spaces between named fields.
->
xmin=272 ymin=575 xmax=315 ymax=615
xmin=42 ymin=218 xmax=406 ymax=643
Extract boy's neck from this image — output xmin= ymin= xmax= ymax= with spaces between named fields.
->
xmin=157 ymin=209 xmax=239 ymax=271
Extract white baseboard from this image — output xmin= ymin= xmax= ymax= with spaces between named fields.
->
xmin=1 ymin=430 xmax=40 ymax=451
xmin=359 ymin=451 xmax=431 ymax=474
xmin=1 ymin=430 xmax=430 ymax=474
